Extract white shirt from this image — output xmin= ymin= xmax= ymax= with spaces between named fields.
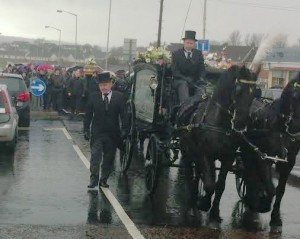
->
xmin=184 ymin=50 xmax=193 ymax=59
xmin=102 ymin=91 xmax=112 ymax=103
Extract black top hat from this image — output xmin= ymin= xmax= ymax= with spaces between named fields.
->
xmin=182 ymin=30 xmax=197 ymax=41
xmin=95 ymin=71 xmax=112 ymax=83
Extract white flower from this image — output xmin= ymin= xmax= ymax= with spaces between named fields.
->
xmin=147 ymin=46 xmax=154 ymax=52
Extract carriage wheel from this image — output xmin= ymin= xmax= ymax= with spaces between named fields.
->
xmin=234 ymin=156 xmax=246 ymax=200
xmin=235 ymin=174 xmax=246 ymax=200
xmin=145 ymin=135 xmax=161 ymax=195
xmin=120 ymin=101 xmax=136 ymax=172
xmin=198 ymin=175 xmax=205 ymax=198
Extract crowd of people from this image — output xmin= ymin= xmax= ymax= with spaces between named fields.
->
xmin=2 ymin=62 xmax=127 ymax=118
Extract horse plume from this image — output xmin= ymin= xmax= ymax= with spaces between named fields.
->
xmin=250 ymin=34 xmax=287 ymax=70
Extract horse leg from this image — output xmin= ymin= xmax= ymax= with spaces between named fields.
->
xmin=209 ymin=159 xmax=232 ymax=223
xmin=258 ymin=161 xmax=275 ymax=213
xmin=182 ymin=150 xmax=198 ymax=211
xmin=270 ymin=155 xmax=295 ymax=232
xmin=197 ymin=155 xmax=215 ymax=212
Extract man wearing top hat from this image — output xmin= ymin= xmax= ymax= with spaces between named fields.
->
xmin=84 ymin=71 xmax=126 ymax=188
xmin=172 ymin=30 xmax=206 ymax=104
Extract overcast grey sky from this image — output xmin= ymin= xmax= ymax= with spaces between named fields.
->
xmin=0 ymin=0 xmax=300 ymax=47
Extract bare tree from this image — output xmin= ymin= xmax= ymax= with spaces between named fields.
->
xmin=273 ymin=34 xmax=288 ymax=48
xmin=244 ymin=33 xmax=251 ymax=46
xmin=228 ymin=30 xmax=242 ymax=46
xmin=244 ymin=33 xmax=265 ymax=47
xmin=252 ymin=33 xmax=264 ymax=46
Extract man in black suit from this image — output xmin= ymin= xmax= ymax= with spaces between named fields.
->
xmin=172 ymin=30 xmax=206 ymax=104
xmin=84 ymin=71 xmax=126 ymax=188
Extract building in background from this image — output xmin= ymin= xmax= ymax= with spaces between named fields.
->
xmin=263 ymin=48 xmax=300 ymax=88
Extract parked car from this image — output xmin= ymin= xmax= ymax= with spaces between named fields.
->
xmin=0 ymin=84 xmax=19 ymax=152
xmin=0 ymin=73 xmax=30 ymax=127
xmin=261 ymin=88 xmax=283 ymax=100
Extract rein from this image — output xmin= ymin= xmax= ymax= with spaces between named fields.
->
xmin=235 ymin=130 xmax=288 ymax=163
xmin=284 ymin=114 xmax=300 ymax=141
xmin=175 ymin=77 xmax=256 ymax=134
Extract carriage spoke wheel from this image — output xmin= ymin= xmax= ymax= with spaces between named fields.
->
xmin=145 ymin=135 xmax=161 ymax=195
xmin=120 ymin=102 xmax=136 ymax=172
xmin=198 ymin=174 xmax=205 ymax=198
xmin=235 ymin=174 xmax=246 ymax=200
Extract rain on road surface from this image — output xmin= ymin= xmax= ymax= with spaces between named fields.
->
xmin=0 ymin=119 xmax=300 ymax=239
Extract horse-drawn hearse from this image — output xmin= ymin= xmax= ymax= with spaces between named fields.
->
xmin=116 ymin=57 xmax=300 ymax=233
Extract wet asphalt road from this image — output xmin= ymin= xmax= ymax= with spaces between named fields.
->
xmin=1 ymin=119 xmax=300 ymax=239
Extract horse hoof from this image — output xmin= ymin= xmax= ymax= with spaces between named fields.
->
xmin=208 ymin=221 xmax=221 ymax=230
xmin=270 ymin=216 xmax=282 ymax=228
xmin=270 ymin=225 xmax=282 ymax=234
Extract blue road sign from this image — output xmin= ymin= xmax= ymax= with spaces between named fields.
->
xmin=30 ymin=79 xmax=46 ymax=96
xmin=197 ymin=40 xmax=210 ymax=52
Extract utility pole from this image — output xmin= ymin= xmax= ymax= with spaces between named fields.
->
xmin=203 ymin=0 xmax=207 ymax=39
xmin=157 ymin=0 xmax=164 ymax=47
xmin=105 ymin=0 xmax=112 ymax=70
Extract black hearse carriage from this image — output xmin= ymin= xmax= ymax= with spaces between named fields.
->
xmin=121 ymin=62 xmax=228 ymax=195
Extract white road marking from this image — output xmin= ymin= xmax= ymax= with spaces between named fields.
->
xmin=45 ymin=126 xmax=145 ymax=238
xmin=72 ymin=145 xmax=90 ymax=169
xmin=62 ymin=128 xmax=72 ymax=140
xmin=43 ymin=127 xmax=72 ymax=140
xmin=101 ymin=187 xmax=145 ymax=239
xmin=70 ymin=140 xmax=145 ymax=239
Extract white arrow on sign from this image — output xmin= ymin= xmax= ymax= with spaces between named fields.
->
xmin=31 ymin=84 xmax=45 ymax=92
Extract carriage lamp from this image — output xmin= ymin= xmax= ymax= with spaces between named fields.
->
xmin=149 ymin=75 xmax=158 ymax=90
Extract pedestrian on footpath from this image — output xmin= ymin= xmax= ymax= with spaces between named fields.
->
xmin=84 ymin=71 xmax=127 ymax=189
xmin=51 ymin=68 xmax=65 ymax=113
xmin=67 ymin=69 xmax=84 ymax=118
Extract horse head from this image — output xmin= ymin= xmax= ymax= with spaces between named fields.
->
xmin=281 ymin=74 xmax=300 ymax=140
xmin=227 ymin=65 xmax=259 ymax=132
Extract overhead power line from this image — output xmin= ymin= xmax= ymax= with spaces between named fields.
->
xmin=210 ymin=0 xmax=300 ymax=12
xmin=180 ymin=0 xmax=193 ymax=42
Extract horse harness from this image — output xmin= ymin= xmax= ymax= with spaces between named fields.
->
xmin=175 ymin=78 xmax=290 ymax=163
xmin=174 ymin=78 xmax=256 ymax=135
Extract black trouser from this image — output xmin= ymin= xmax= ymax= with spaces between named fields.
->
xmin=70 ymin=95 xmax=82 ymax=113
xmin=89 ymin=134 xmax=117 ymax=184
xmin=51 ymin=89 xmax=63 ymax=111
xmin=173 ymin=80 xmax=205 ymax=104
xmin=45 ymin=88 xmax=53 ymax=110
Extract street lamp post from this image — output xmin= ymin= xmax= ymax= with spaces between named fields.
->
xmin=105 ymin=0 xmax=112 ymax=70
xmin=45 ymin=26 xmax=61 ymax=64
xmin=57 ymin=10 xmax=78 ymax=64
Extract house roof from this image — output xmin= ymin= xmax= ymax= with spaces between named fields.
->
xmin=265 ymin=48 xmax=300 ymax=63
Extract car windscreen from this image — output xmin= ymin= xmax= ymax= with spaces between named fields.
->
xmin=0 ymin=77 xmax=26 ymax=93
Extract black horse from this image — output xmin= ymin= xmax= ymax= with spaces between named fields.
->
xmin=245 ymin=74 xmax=300 ymax=233
xmin=176 ymin=65 xmax=260 ymax=224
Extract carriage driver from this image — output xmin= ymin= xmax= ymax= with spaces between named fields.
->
xmin=171 ymin=30 xmax=206 ymax=104
xmin=84 ymin=71 xmax=127 ymax=189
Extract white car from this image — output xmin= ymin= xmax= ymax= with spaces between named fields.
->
xmin=0 ymin=84 xmax=19 ymax=152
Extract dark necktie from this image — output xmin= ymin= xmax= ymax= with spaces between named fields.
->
xmin=187 ymin=52 xmax=192 ymax=61
xmin=104 ymin=93 xmax=109 ymax=112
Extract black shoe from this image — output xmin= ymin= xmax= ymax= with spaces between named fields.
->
xmin=99 ymin=181 xmax=109 ymax=188
xmin=87 ymin=182 xmax=98 ymax=188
